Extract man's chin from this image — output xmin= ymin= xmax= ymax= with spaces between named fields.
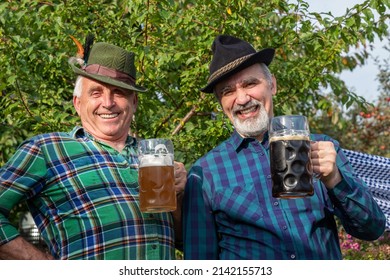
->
xmin=237 ymin=129 xmax=266 ymax=138
xmin=234 ymin=120 xmax=268 ymax=138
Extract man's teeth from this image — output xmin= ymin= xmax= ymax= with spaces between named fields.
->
xmin=100 ymin=113 xmax=119 ymax=119
xmin=238 ymin=106 xmax=256 ymax=114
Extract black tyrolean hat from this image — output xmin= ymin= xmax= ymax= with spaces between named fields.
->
xmin=201 ymin=35 xmax=275 ymax=93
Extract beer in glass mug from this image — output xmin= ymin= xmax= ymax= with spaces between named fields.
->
xmin=269 ymin=115 xmax=314 ymax=198
xmin=138 ymin=138 xmax=176 ymax=212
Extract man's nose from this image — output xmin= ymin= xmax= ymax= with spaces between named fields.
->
xmin=235 ymin=88 xmax=251 ymax=105
xmin=102 ymin=93 xmax=115 ymax=108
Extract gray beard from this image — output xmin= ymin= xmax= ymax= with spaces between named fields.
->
xmin=232 ymin=102 xmax=269 ymax=138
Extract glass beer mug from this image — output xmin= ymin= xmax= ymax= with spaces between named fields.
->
xmin=269 ymin=115 xmax=314 ymax=198
xmin=137 ymin=138 xmax=177 ymax=212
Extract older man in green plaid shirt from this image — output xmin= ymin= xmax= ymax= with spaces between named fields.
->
xmin=0 ymin=41 xmax=186 ymax=259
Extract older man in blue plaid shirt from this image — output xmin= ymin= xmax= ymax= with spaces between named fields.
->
xmin=182 ymin=35 xmax=386 ymax=260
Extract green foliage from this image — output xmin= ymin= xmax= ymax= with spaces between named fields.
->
xmin=0 ymin=0 xmax=389 ymax=168
xmin=310 ymin=46 xmax=390 ymax=158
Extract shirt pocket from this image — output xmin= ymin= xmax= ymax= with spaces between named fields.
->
xmin=213 ymin=184 xmax=264 ymax=223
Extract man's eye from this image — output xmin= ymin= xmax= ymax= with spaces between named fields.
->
xmin=114 ymin=91 xmax=126 ymax=97
xmin=221 ymin=89 xmax=233 ymax=96
xmin=244 ymin=81 xmax=257 ymax=88
xmin=91 ymin=91 xmax=101 ymax=97
xmin=113 ymin=89 xmax=129 ymax=97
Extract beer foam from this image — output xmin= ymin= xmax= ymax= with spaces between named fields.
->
xmin=269 ymin=130 xmax=310 ymax=142
xmin=139 ymin=154 xmax=174 ymax=167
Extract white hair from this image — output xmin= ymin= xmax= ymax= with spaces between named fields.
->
xmin=259 ymin=63 xmax=273 ymax=87
xmin=73 ymin=76 xmax=83 ymax=97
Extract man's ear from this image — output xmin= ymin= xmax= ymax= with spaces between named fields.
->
xmin=271 ymin=75 xmax=277 ymax=96
xmin=73 ymin=96 xmax=81 ymax=116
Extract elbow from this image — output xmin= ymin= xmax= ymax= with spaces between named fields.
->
xmin=354 ymin=216 xmax=387 ymax=241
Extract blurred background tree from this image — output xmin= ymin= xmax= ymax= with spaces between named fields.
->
xmin=310 ymin=43 xmax=390 ymax=158
xmin=1 ymin=0 xmax=389 ymax=167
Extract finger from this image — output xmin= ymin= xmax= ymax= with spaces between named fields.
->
xmin=310 ymin=140 xmax=319 ymax=150
xmin=311 ymin=150 xmax=321 ymax=159
xmin=174 ymin=161 xmax=184 ymax=171
xmin=173 ymin=162 xmax=187 ymax=179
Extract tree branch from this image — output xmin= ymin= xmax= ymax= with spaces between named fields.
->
xmin=15 ymin=80 xmax=34 ymax=118
xmin=171 ymin=93 xmax=205 ymax=135
xmin=171 ymin=105 xmax=197 ymax=136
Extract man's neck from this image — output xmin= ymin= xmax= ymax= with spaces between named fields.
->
xmin=101 ymin=140 xmax=126 ymax=152
xmin=83 ymin=129 xmax=128 ymax=152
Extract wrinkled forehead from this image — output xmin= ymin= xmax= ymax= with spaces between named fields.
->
xmin=214 ymin=64 xmax=264 ymax=93
xmin=81 ymin=76 xmax=136 ymax=95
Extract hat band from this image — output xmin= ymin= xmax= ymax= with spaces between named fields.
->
xmin=207 ymin=54 xmax=253 ymax=84
xmin=83 ymin=64 xmax=136 ymax=85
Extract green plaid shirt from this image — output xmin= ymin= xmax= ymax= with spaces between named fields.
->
xmin=0 ymin=127 xmax=176 ymax=259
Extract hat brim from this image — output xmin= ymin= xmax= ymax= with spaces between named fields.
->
xmin=200 ymin=48 xmax=275 ymax=93
xmin=70 ymin=63 xmax=148 ymax=93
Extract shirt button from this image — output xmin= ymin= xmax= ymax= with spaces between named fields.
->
xmin=151 ymin=245 xmax=157 ymax=249
xmin=283 ymin=225 xmax=287 ymax=230
xmin=273 ymin=201 xmax=279 ymax=206
xmin=290 ymin=254 xmax=296 ymax=259
xmin=267 ymin=175 xmax=271 ymax=179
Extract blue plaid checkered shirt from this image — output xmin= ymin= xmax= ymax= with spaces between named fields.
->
xmin=183 ymin=131 xmax=386 ymax=260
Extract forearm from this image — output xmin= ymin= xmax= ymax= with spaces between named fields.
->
xmin=172 ymin=191 xmax=184 ymax=250
xmin=0 ymin=236 xmax=54 ymax=260
xmin=329 ymin=176 xmax=386 ymax=240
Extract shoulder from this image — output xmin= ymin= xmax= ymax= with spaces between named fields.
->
xmin=193 ymin=139 xmax=232 ymax=168
xmin=19 ymin=128 xmax=77 ymax=149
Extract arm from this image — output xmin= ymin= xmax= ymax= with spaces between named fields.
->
xmin=172 ymin=191 xmax=184 ymax=250
xmin=0 ymin=237 xmax=53 ymax=260
xmin=182 ymin=166 xmax=219 ymax=260
xmin=311 ymin=139 xmax=386 ymax=240
xmin=0 ymin=139 xmax=50 ymax=259
xmin=172 ymin=161 xmax=186 ymax=250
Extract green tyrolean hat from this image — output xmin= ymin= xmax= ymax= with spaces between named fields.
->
xmin=69 ymin=42 xmax=147 ymax=92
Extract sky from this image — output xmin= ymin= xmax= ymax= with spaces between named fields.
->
xmin=304 ymin=0 xmax=389 ymax=103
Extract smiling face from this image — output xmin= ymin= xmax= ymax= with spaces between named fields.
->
xmin=73 ymin=77 xmax=138 ymax=149
xmin=214 ymin=63 xmax=277 ymax=140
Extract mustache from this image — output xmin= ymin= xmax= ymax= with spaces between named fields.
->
xmin=232 ymin=100 xmax=262 ymax=113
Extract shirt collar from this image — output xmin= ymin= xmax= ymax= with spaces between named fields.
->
xmin=229 ymin=130 xmax=269 ymax=152
xmin=70 ymin=126 xmax=136 ymax=148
